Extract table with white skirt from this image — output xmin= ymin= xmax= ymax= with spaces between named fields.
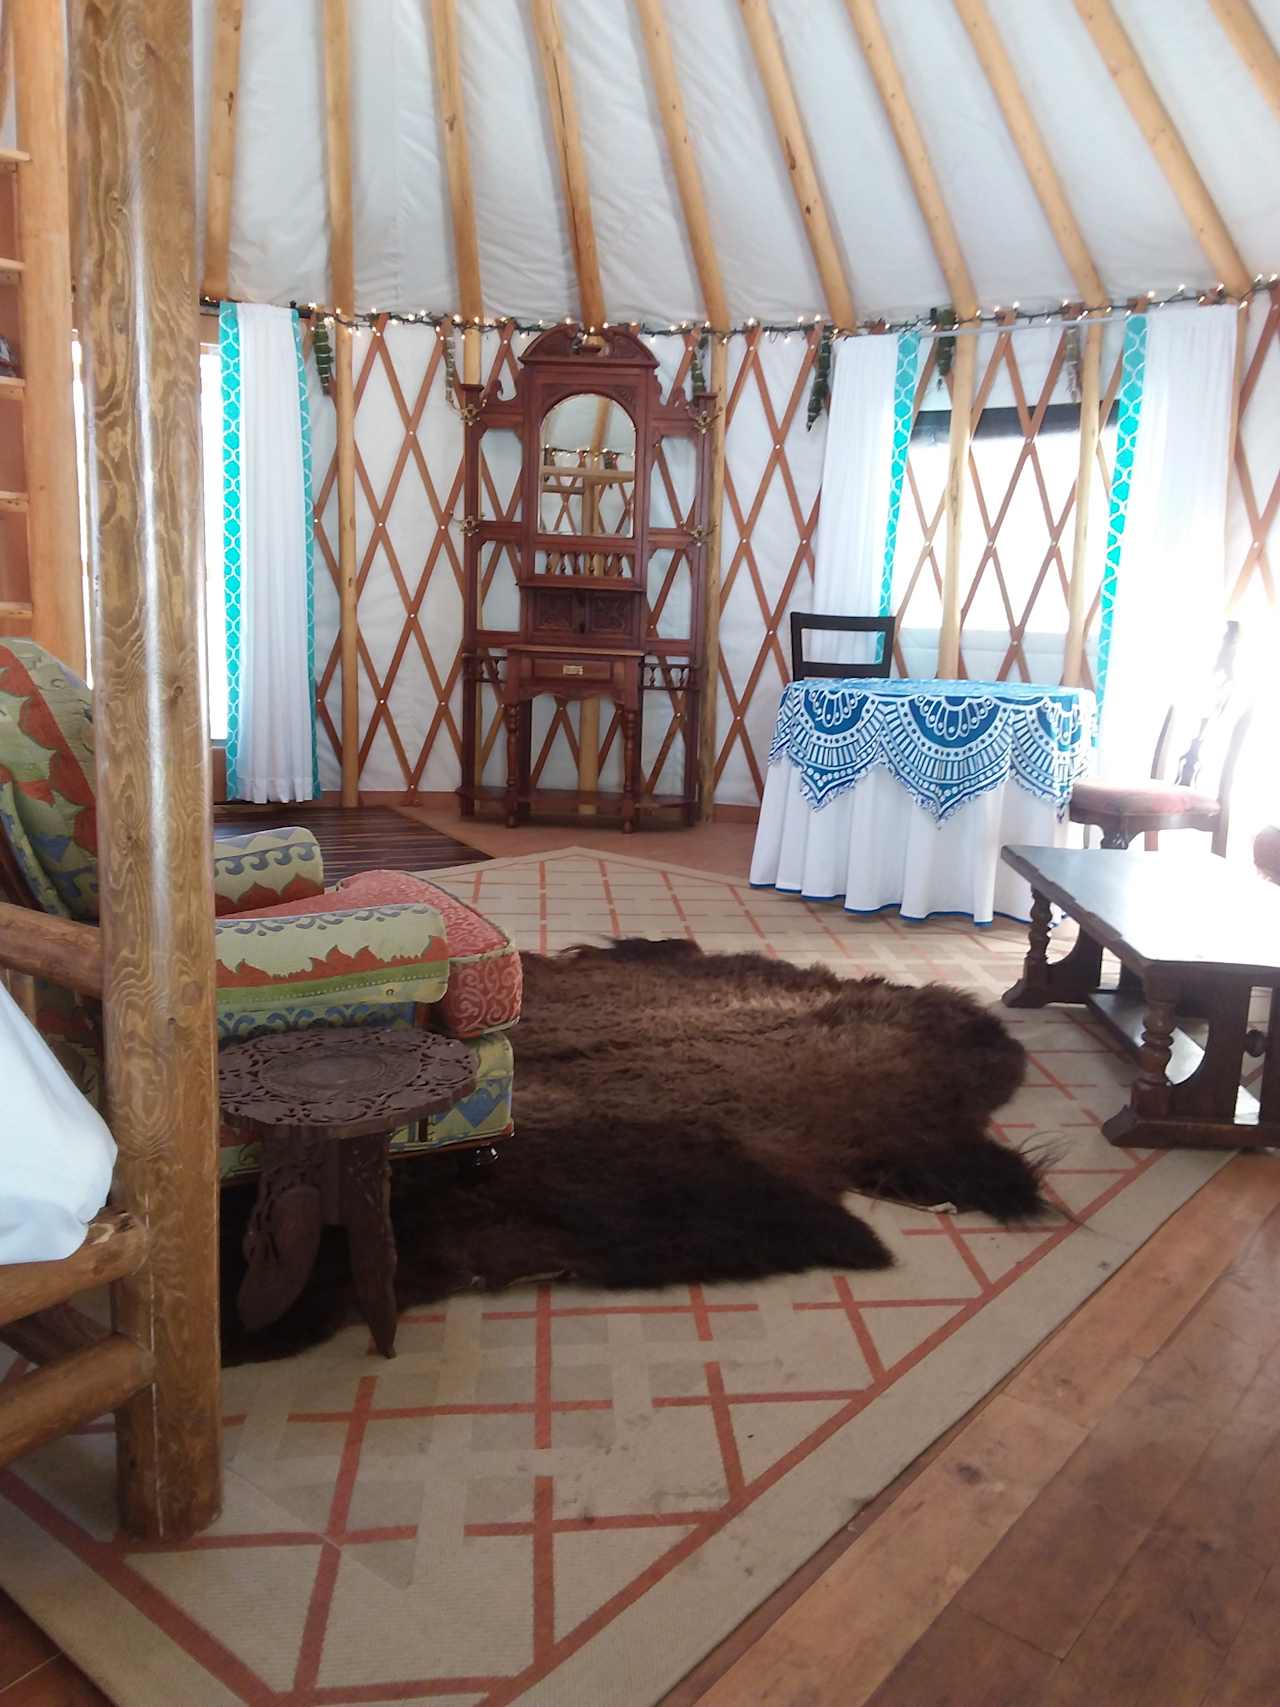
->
xmin=750 ymin=679 xmax=1093 ymax=925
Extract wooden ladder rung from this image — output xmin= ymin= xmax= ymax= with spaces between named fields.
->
xmin=0 ymin=259 xmax=25 ymax=278
xmin=0 ymin=490 xmax=29 ymax=512
xmin=0 ymin=902 xmax=104 ymax=994
xmin=0 ymin=1212 xmax=148 ymax=1330
xmin=0 ymin=148 xmax=31 ymax=168
xmin=0 ymin=601 xmax=33 ymax=621
xmin=0 ymin=376 xmax=25 ymax=398
xmin=0 ymin=1335 xmax=154 ymax=1468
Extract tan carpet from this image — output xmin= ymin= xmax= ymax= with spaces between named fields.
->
xmin=0 ymin=848 xmax=1227 ymax=1707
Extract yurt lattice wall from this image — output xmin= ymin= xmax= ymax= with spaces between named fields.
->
xmin=193 ymin=0 xmax=1280 ymax=814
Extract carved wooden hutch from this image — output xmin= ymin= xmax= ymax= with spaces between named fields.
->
xmin=457 ymin=326 xmax=714 ymax=830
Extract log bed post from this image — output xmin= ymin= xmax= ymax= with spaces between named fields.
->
xmin=69 ymin=0 xmax=223 ymax=1539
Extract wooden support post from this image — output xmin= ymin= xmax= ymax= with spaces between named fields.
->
xmin=531 ymin=0 xmax=609 ymax=807
xmin=1063 ymin=320 xmax=1103 ymax=686
xmin=200 ymin=0 xmax=244 ymax=301
xmin=1074 ymin=0 xmax=1251 ymax=297
xmin=634 ymin=0 xmax=731 ymax=818
xmin=335 ymin=320 xmax=359 ymax=808
xmin=954 ymin=0 xmax=1106 ymax=305
xmin=699 ymin=335 xmax=729 ymax=820
xmin=939 ymin=333 xmax=976 ymax=679
xmin=1208 ymin=0 xmax=1280 ymax=127
xmin=12 ymin=0 xmax=85 ymax=676
xmin=429 ymin=0 xmax=483 ymax=384
xmin=737 ymin=0 xmax=856 ymax=325
xmin=843 ymin=0 xmax=978 ymax=681
xmin=322 ymin=0 xmax=358 ymax=805
xmin=70 ymin=0 xmax=223 ymax=1540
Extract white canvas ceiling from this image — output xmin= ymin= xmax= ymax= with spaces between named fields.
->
xmin=191 ymin=0 xmax=1280 ymax=325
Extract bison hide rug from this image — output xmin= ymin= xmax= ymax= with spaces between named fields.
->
xmin=219 ymin=938 xmax=1045 ymax=1362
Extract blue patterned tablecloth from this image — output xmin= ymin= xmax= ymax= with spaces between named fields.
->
xmin=768 ymin=678 xmax=1093 ymax=822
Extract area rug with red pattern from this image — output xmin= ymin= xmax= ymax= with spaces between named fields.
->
xmin=0 ymin=848 xmax=1228 ymax=1707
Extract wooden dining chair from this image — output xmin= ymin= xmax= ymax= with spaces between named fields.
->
xmin=1069 ymin=623 xmax=1251 ymax=856
xmin=790 ymin=613 xmax=895 ymax=681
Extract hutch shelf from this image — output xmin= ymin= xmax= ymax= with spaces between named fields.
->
xmin=457 ymin=325 xmax=714 ymax=831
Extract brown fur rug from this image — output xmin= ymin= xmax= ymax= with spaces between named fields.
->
xmin=219 ymin=939 xmax=1043 ymax=1363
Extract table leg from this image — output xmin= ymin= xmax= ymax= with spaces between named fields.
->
xmin=239 ymin=1140 xmax=325 ymax=1333
xmin=503 ymin=704 xmax=522 ymax=829
xmin=339 ymin=1134 xmax=399 ymax=1359
xmin=1132 ymin=990 xmax=1178 ymax=1118
xmin=1002 ymin=892 xmax=1104 ymax=1009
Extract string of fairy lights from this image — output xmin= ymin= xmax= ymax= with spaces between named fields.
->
xmin=198 ymin=274 xmax=1279 ymax=346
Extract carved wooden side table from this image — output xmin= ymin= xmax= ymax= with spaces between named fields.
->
xmin=219 ymin=1026 xmax=476 ymax=1357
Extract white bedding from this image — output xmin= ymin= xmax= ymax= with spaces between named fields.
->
xmin=0 ymin=980 xmax=116 ymax=1264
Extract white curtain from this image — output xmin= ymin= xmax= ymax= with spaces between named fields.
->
xmin=808 ymin=336 xmax=902 ymax=667
xmin=1099 ymin=305 xmax=1238 ymax=778
xmin=225 ymin=302 xmax=317 ymax=803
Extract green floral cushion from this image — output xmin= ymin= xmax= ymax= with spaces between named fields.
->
xmin=0 ymin=642 xmax=98 ymax=920
xmin=215 ymin=901 xmax=450 ymax=1041
xmin=212 ymin=828 xmax=327 ymax=915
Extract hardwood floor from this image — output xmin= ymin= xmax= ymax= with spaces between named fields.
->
xmin=675 ymin=1155 xmax=1280 ymax=1707
xmin=4 ymin=818 xmax=1280 ymax=1705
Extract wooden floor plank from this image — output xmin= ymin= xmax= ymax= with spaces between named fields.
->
xmin=1005 ymin=1155 xmax=1280 ymax=1429
xmin=694 ymin=1395 xmax=1086 ymax=1707
xmin=863 ymin=1605 xmax=1058 ymax=1707
xmin=1203 ymin=1564 xmax=1280 ymax=1706
xmin=0 ymin=1590 xmax=58 ymax=1692
xmin=213 ymin=803 xmax=487 ymax=885
xmin=959 ymin=1198 xmax=1280 ymax=1661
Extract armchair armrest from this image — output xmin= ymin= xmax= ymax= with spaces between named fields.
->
xmin=212 ymin=828 xmax=326 ymax=916
xmin=213 ymin=899 xmax=451 ymax=1036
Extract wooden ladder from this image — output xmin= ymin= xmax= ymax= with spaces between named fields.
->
xmin=0 ymin=1 xmax=85 ymax=674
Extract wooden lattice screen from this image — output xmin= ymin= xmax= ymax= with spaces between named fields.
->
xmin=1229 ymin=285 xmax=1280 ymax=617
xmin=310 ymin=300 xmax=1280 ymax=807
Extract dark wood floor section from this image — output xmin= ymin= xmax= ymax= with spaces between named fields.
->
xmin=212 ymin=803 xmax=487 ymax=885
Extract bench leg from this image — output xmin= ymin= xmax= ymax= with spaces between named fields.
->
xmin=1003 ymin=891 xmax=1104 ymax=1008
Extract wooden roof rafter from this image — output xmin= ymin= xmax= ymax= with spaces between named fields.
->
xmin=839 ymin=0 xmax=978 ymax=678
xmin=953 ymin=0 xmax=1105 ymax=307
xmin=530 ymin=0 xmax=606 ymax=331
xmin=1208 ymin=0 xmax=1280 ymax=129
xmin=201 ymin=0 xmax=243 ymax=301
xmin=1073 ymin=0 xmax=1251 ymax=297
xmin=427 ymin=0 xmax=484 ymax=383
xmin=633 ymin=0 xmax=729 ymax=818
xmin=736 ymin=0 xmax=856 ymax=326
xmin=634 ymin=0 xmax=729 ymax=331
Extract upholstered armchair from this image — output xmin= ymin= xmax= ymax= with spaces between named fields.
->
xmin=0 ymin=641 xmax=520 ymax=1183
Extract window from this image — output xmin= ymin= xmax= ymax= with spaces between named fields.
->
xmin=891 ymin=342 xmax=1117 ymax=683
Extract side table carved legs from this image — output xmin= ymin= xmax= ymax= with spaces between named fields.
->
xmin=337 ymin=1138 xmax=399 ymax=1359
xmin=239 ymin=1129 xmax=400 ymax=1358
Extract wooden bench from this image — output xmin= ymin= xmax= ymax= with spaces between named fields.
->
xmin=1001 ymin=846 xmax=1280 ymax=1150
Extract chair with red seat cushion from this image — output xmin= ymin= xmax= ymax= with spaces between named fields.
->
xmin=1069 ymin=624 xmax=1251 ymax=856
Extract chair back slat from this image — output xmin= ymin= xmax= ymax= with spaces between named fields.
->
xmin=790 ymin=613 xmax=895 ymax=681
